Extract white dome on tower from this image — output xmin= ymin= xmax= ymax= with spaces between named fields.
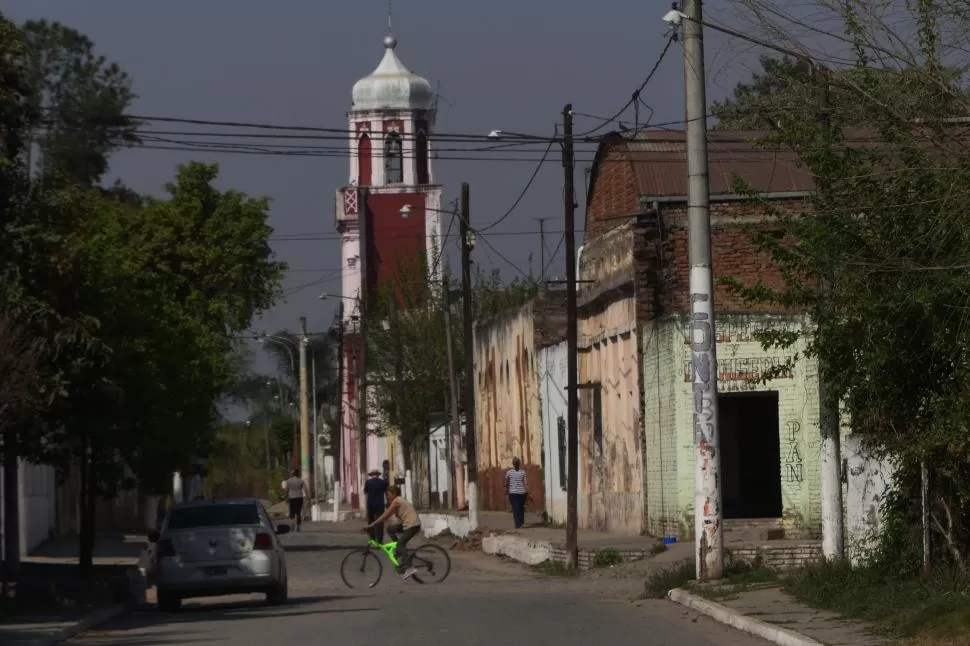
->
xmin=351 ymin=34 xmax=434 ymax=111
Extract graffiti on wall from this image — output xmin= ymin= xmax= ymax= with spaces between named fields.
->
xmin=690 ymin=293 xmax=717 ymax=447
xmin=683 ymin=320 xmax=764 ymax=344
xmin=784 ymin=420 xmax=803 ymax=483
xmin=683 ymin=357 xmax=795 ymax=388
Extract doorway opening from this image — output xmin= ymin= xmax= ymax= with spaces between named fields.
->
xmin=718 ymin=391 xmax=782 ymax=519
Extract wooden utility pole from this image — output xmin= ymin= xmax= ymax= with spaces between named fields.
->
xmin=334 ymin=302 xmax=344 ymax=516
xmin=356 ymin=294 xmax=367 ymax=511
xmin=442 ymin=271 xmax=460 ymax=509
xmin=562 ymin=104 xmax=579 ymax=569
xmin=460 ymin=182 xmax=478 ymax=528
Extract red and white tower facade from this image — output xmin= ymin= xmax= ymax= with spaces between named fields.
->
xmin=334 ymin=30 xmax=444 ymax=508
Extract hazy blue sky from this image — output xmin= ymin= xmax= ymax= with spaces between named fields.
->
xmin=7 ymin=0 xmax=772 ymax=377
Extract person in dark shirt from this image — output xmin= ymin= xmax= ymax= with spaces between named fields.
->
xmin=364 ymin=469 xmax=389 ymax=542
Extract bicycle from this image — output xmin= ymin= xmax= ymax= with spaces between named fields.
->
xmin=340 ymin=534 xmax=451 ymax=588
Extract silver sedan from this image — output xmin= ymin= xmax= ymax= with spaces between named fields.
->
xmin=148 ymin=498 xmax=291 ymax=611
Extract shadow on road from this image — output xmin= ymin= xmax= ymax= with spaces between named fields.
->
xmin=281 ymin=544 xmax=361 ymax=553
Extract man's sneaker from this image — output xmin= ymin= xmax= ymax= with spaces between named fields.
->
xmin=401 ymin=566 xmax=418 ymax=580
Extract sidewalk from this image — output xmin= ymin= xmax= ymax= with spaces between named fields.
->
xmin=0 ymin=534 xmax=145 ymax=645
xmin=669 ymin=584 xmax=888 ymax=646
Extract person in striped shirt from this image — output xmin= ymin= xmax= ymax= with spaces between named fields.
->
xmin=505 ymin=457 xmax=528 ymax=529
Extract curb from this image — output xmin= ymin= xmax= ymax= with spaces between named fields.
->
xmin=39 ymin=602 xmax=131 ymax=645
xmin=667 ymin=588 xmax=824 ymax=646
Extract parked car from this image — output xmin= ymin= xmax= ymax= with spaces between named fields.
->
xmin=148 ymin=498 xmax=290 ymax=611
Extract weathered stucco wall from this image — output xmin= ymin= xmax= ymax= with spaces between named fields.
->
xmin=539 ymin=342 xmax=568 ymax=524
xmin=474 ymin=303 xmax=544 ymax=511
xmin=645 ymin=314 xmax=828 ymax=540
xmin=578 ymin=222 xmax=644 ymax=535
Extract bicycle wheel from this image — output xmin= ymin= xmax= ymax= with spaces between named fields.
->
xmin=340 ymin=549 xmax=383 ymax=589
xmin=409 ymin=543 xmax=451 ymax=584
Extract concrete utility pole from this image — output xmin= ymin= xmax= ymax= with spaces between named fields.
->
xmin=562 ymin=104 xmax=580 ymax=570
xmin=299 ymin=317 xmax=311 ymax=499
xmin=357 ymin=296 xmax=368 ymax=511
xmin=442 ymin=272 xmax=460 ymax=510
xmin=682 ymin=0 xmax=724 ymax=581
xmin=813 ymin=67 xmax=844 ymax=561
xmin=460 ymin=182 xmax=478 ymax=529
xmin=334 ymin=302 xmax=344 ymax=517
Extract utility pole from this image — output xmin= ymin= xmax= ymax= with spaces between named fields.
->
xmin=357 ymin=295 xmax=368 ymax=511
xmin=391 ymin=300 xmax=406 ymax=495
xmin=813 ymin=66 xmax=844 ymax=561
xmin=299 ymin=317 xmax=311 ymax=500
xmin=562 ymin=104 xmax=580 ymax=570
xmin=460 ymin=182 xmax=478 ymax=528
xmin=442 ymin=272 xmax=460 ymax=509
xmin=334 ymin=302 xmax=344 ymax=517
xmin=535 ymin=217 xmax=548 ymax=280
xmin=683 ymin=0 xmax=724 ymax=581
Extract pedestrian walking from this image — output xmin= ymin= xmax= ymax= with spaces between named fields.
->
xmin=364 ymin=468 xmax=389 ymax=542
xmin=281 ymin=469 xmax=309 ymax=532
xmin=505 ymin=457 xmax=528 ymax=529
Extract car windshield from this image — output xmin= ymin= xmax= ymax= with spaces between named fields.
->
xmin=167 ymin=503 xmax=261 ymax=530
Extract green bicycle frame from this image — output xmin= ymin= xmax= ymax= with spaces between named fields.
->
xmin=367 ymin=538 xmax=402 ymax=568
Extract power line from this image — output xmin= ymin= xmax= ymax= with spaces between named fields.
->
xmin=573 ymin=35 xmax=677 ymax=137
xmin=477 ymin=134 xmax=557 ymax=233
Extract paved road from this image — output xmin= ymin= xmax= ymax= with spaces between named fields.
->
xmin=68 ymin=531 xmax=768 ymax=646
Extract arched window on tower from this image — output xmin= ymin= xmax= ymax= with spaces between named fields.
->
xmin=358 ymin=134 xmax=372 ymax=186
xmin=415 ymin=130 xmax=429 ymax=184
xmin=385 ymin=132 xmax=403 ymax=184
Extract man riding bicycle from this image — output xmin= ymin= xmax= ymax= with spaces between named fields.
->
xmin=364 ymin=485 xmax=421 ymax=580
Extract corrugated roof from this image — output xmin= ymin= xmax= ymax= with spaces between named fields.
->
xmin=617 ymin=129 xmax=816 ymax=198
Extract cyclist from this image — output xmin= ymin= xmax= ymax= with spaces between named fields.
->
xmin=364 ymin=485 xmax=421 ymax=579
xmin=281 ymin=469 xmax=309 ymax=532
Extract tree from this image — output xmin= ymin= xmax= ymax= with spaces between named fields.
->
xmin=711 ymin=56 xmax=967 ymax=131
xmin=721 ymin=0 xmax=970 ymax=573
xmin=21 ymin=19 xmax=138 ymax=187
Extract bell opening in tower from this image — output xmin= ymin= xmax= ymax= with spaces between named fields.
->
xmin=385 ymin=132 xmax=403 ymax=184
xmin=416 ymin=130 xmax=429 ymax=184
xmin=358 ymin=134 xmax=372 ymax=186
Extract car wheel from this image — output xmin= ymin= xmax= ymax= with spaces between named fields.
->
xmin=157 ymin=590 xmax=182 ymax=612
xmin=266 ymin=574 xmax=288 ymax=606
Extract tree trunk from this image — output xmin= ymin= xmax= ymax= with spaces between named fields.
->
xmin=921 ymin=458 xmax=930 ymax=575
xmin=78 ymin=438 xmax=97 ymax=580
xmin=2 ymin=436 xmax=20 ymax=598
xmin=409 ymin=433 xmax=430 ymax=509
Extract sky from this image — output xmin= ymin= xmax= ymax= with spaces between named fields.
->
xmin=6 ymin=0 xmax=782 ymax=380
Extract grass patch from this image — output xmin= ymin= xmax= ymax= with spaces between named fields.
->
xmin=531 ymin=561 xmax=578 ymax=577
xmin=592 ymin=548 xmax=622 ymax=568
xmin=786 ymin=559 xmax=970 ymax=640
xmin=643 ymin=559 xmax=696 ymax=598
xmin=688 ymin=561 xmax=780 ymax=601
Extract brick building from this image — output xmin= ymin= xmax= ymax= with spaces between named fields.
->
xmin=580 ymin=129 xmax=829 ymax=539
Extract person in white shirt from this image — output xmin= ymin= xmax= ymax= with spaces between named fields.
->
xmin=281 ymin=469 xmax=309 ymax=531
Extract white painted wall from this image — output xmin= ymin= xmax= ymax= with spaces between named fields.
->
xmin=427 ymin=422 xmax=451 ymax=502
xmin=0 ymin=460 xmax=57 ymax=555
xmin=844 ymin=434 xmax=895 ymax=566
xmin=539 ymin=342 xmax=568 ymax=524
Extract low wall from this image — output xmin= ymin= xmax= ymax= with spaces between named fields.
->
xmin=419 ymin=512 xmax=472 ymax=538
xmin=481 ymin=534 xmax=551 ymax=565
xmin=547 ymin=545 xmax=654 ymax=570
xmin=727 ymin=543 xmax=824 ymax=571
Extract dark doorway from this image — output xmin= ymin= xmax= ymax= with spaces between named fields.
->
xmin=719 ymin=391 xmax=782 ymax=519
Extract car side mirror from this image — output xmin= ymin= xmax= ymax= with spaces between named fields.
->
xmin=275 ymin=524 xmax=291 ymax=535
xmin=147 ymin=530 xmax=160 ymax=543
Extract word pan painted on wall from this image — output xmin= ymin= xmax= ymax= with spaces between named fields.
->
xmin=784 ymin=420 xmax=803 ymax=483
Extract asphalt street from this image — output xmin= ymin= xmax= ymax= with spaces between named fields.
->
xmin=68 ymin=530 xmax=769 ymax=646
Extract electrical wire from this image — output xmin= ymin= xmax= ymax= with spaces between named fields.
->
xmin=573 ymin=35 xmax=676 ymax=138
xmin=477 ymin=132 xmax=557 ymax=233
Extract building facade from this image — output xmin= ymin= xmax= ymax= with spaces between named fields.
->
xmin=582 ymin=129 xmax=837 ymax=539
xmin=333 ymin=30 xmax=444 ymax=507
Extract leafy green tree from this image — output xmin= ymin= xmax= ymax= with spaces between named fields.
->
xmin=722 ymin=6 xmax=970 ymax=572
xmin=21 ymin=19 xmax=138 ymax=187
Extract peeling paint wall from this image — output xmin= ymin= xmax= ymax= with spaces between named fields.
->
xmin=844 ymin=434 xmax=895 ymax=565
xmin=539 ymin=342 xmax=568 ymax=524
xmin=578 ymin=223 xmax=644 ymax=535
xmin=644 ymin=314 xmax=834 ymax=540
xmin=474 ymin=303 xmax=545 ymax=511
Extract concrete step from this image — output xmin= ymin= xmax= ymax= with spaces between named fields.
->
xmin=723 ymin=518 xmax=786 ymax=541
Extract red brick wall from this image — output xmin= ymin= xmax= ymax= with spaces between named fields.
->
xmin=656 ymin=200 xmax=810 ymax=315
xmin=586 ymin=148 xmax=640 ymax=238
